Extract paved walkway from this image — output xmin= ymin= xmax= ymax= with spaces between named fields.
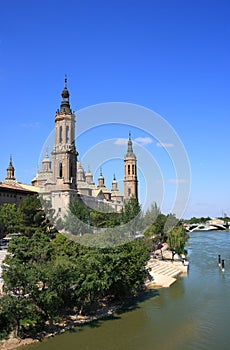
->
xmin=146 ymin=251 xmax=189 ymax=288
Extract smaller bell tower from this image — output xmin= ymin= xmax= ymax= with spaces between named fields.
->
xmin=124 ymin=133 xmax=138 ymax=200
xmin=5 ymin=155 xmax=16 ymax=181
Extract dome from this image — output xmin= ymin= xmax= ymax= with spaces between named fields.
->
xmin=61 ymin=87 xmax=70 ymax=99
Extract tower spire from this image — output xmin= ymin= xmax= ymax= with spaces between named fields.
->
xmin=98 ymin=167 xmax=105 ymax=187
xmin=126 ymin=132 xmax=135 ymax=157
xmin=5 ymin=155 xmax=15 ymax=181
xmin=112 ymin=173 xmax=118 ymax=191
xmin=60 ymin=75 xmax=71 ymax=114
xmin=64 ymin=74 xmax=67 ymax=88
xmin=9 ymin=154 xmax=13 ymax=166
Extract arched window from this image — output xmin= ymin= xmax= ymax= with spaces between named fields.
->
xmin=59 ymin=163 xmax=63 ymax=178
xmin=70 ymin=162 xmax=73 ymax=179
xmin=128 ymin=188 xmax=131 ymax=197
xmin=66 ymin=126 xmax=69 ymax=143
xmin=132 ymin=164 xmax=135 ymax=175
xmin=128 ymin=164 xmax=130 ymax=175
xmin=59 ymin=126 xmax=63 ymax=143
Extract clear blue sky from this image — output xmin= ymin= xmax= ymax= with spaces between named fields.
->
xmin=0 ymin=0 xmax=229 ymax=218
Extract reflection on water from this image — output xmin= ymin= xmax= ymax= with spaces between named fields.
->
xmin=25 ymin=231 xmax=230 ymax=350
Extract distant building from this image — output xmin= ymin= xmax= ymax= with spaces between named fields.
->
xmin=0 ymin=156 xmax=38 ymax=207
xmin=32 ymin=78 xmax=138 ymax=216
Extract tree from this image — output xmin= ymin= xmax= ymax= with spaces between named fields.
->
xmin=142 ymin=202 xmax=161 ymax=228
xmin=106 ymin=238 xmax=149 ymax=299
xmin=63 ymin=197 xmax=89 ymax=236
xmin=90 ymin=206 xmax=122 ymax=228
xmin=0 ymin=203 xmax=19 ymax=238
xmin=0 ymin=294 xmax=29 ymax=337
xmin=143 ymin=213 xmax=167 ymax=240
xmin=166 ymin=222 xmax=189 ymax=255
xmin=164 ymin=213 xmax=179 ymax=233
xmin=122 ymin=197 xmax=142 ymax=235
xmin=1 ymin=208 xmax=150 ymax=336
xmin=18 ymin=195 xmax=44 ymax=237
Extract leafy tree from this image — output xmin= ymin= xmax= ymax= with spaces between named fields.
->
xmin=164 ymin=213 xmax=179 ymax=233
xmin=122 ymin=197 xmax=141 ymax=223
xmin=39 ymin=197 xmax=58 ymax=237
xmin=122 ymin=197 xmax=142 ymax=235
xmin=63 ymin=197 xmax=89 ymax=235
xmin=1 ymin=233 xmax=150 ymax=335
xmin=0 ymin=294 xmax=30 ymax=337
xmin=90 ymin=207 xmax=122 ymax=228
xmin=51 ymin=233 xmax=83 ymax=259
xmin=0 ymin=203 xmax=19 ymax=238
xmin=18 ymin=195 xmax=44 ymax=237
xmin=2 ymin=234 xmax=55 ymax=330
xmin=107 ymin=238 xmax=149 ymax=299
xmin=143 ymin=213 xmax=167 ymax=240
xmin=142 ymin=202 xmax=161 ymax=228
xmin=166 ymin=222 xmax=189 ymax=255
xmin=0 ymin=295 xmax=14 ymax=339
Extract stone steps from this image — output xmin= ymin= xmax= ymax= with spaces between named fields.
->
xmin=146 ymin=256 xmax=187 ymax=288
xmin=150 ymin=264 xmax=181 ymax=278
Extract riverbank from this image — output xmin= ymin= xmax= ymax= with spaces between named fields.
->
xmin=0 ymin=301 xmax=123 ymax=350
xmin=1 ymin=251 xmax=188 ymax=350
xmin=11 ymin=231 xmax=228 ymax=350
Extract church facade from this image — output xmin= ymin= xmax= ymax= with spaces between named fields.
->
xmin=32 ymin=78 xmax=138 ymax=216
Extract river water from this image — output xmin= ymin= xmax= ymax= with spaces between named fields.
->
xmin=25 ymin=231 xmax=230 ymax=350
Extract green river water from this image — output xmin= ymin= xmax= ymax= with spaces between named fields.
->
xmin=25 ymin=231 xmax=230 ymax=350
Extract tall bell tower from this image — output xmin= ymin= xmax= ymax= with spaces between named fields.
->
xmin=51 ymin=76 xmax=78 ymax=189
xmin=124 ymin=133 xmax=138 ymax=200
xmin=40 ymin=77 xmax=79 ymax=218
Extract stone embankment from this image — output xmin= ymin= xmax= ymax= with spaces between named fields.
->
xmin=146 ymin=250 xmax=189 ymax=288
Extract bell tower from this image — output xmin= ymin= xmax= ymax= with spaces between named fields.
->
xmin=124 ymin=133 xmax=138 ymax=200
xmin=51 ymin=76 xmax=78 ymax=189
xmin=5 ymin=155 xmax=16 ymax=181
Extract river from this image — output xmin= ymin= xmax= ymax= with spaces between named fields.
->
xmin=25 ymin=231 xmax=230 ymax=350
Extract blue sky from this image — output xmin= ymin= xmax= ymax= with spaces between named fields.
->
xmin=0 ymin=0 xmax=229 ymax=218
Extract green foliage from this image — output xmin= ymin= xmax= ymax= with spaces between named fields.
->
xmin=122 ymin=196 xmax=141 ymax=223
xmin=18 ymin=195 xmax=43 ymax=236
xmin=0 ymin=203 xmax=19 ymax=238
xmin=166 ymin=222 xmax=189 ymax=255
xmin=0 ymin=295 xmax=14 ymax=339
xmin=90 ymin=208 xmax=122 ymax=228
xmin=0 ymin=197 xmax=190 ymax=339
xmin=0 ymin=294 xmax=30 ymax=337
xmin=16 ymin=195 xmax=57 ymax=238
xmin=121 ymin=196 xmax=142 ymax=236
xmin=64 ymin=196 xmax=139 ymax=235
xmin=143 ymin=209 xmax=188 ymax=256
xmin=186 ymin=216 xmax=211 ymax=225
xmin=142 ymin=202 xmax=160 ymax=228
xmin=1 ymin=228 xmax=150 ymax=336
xmin=143 ymin=213 xmax=167 ymax=239
xmin=63 ymin=197 xmax=89 ymax=235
